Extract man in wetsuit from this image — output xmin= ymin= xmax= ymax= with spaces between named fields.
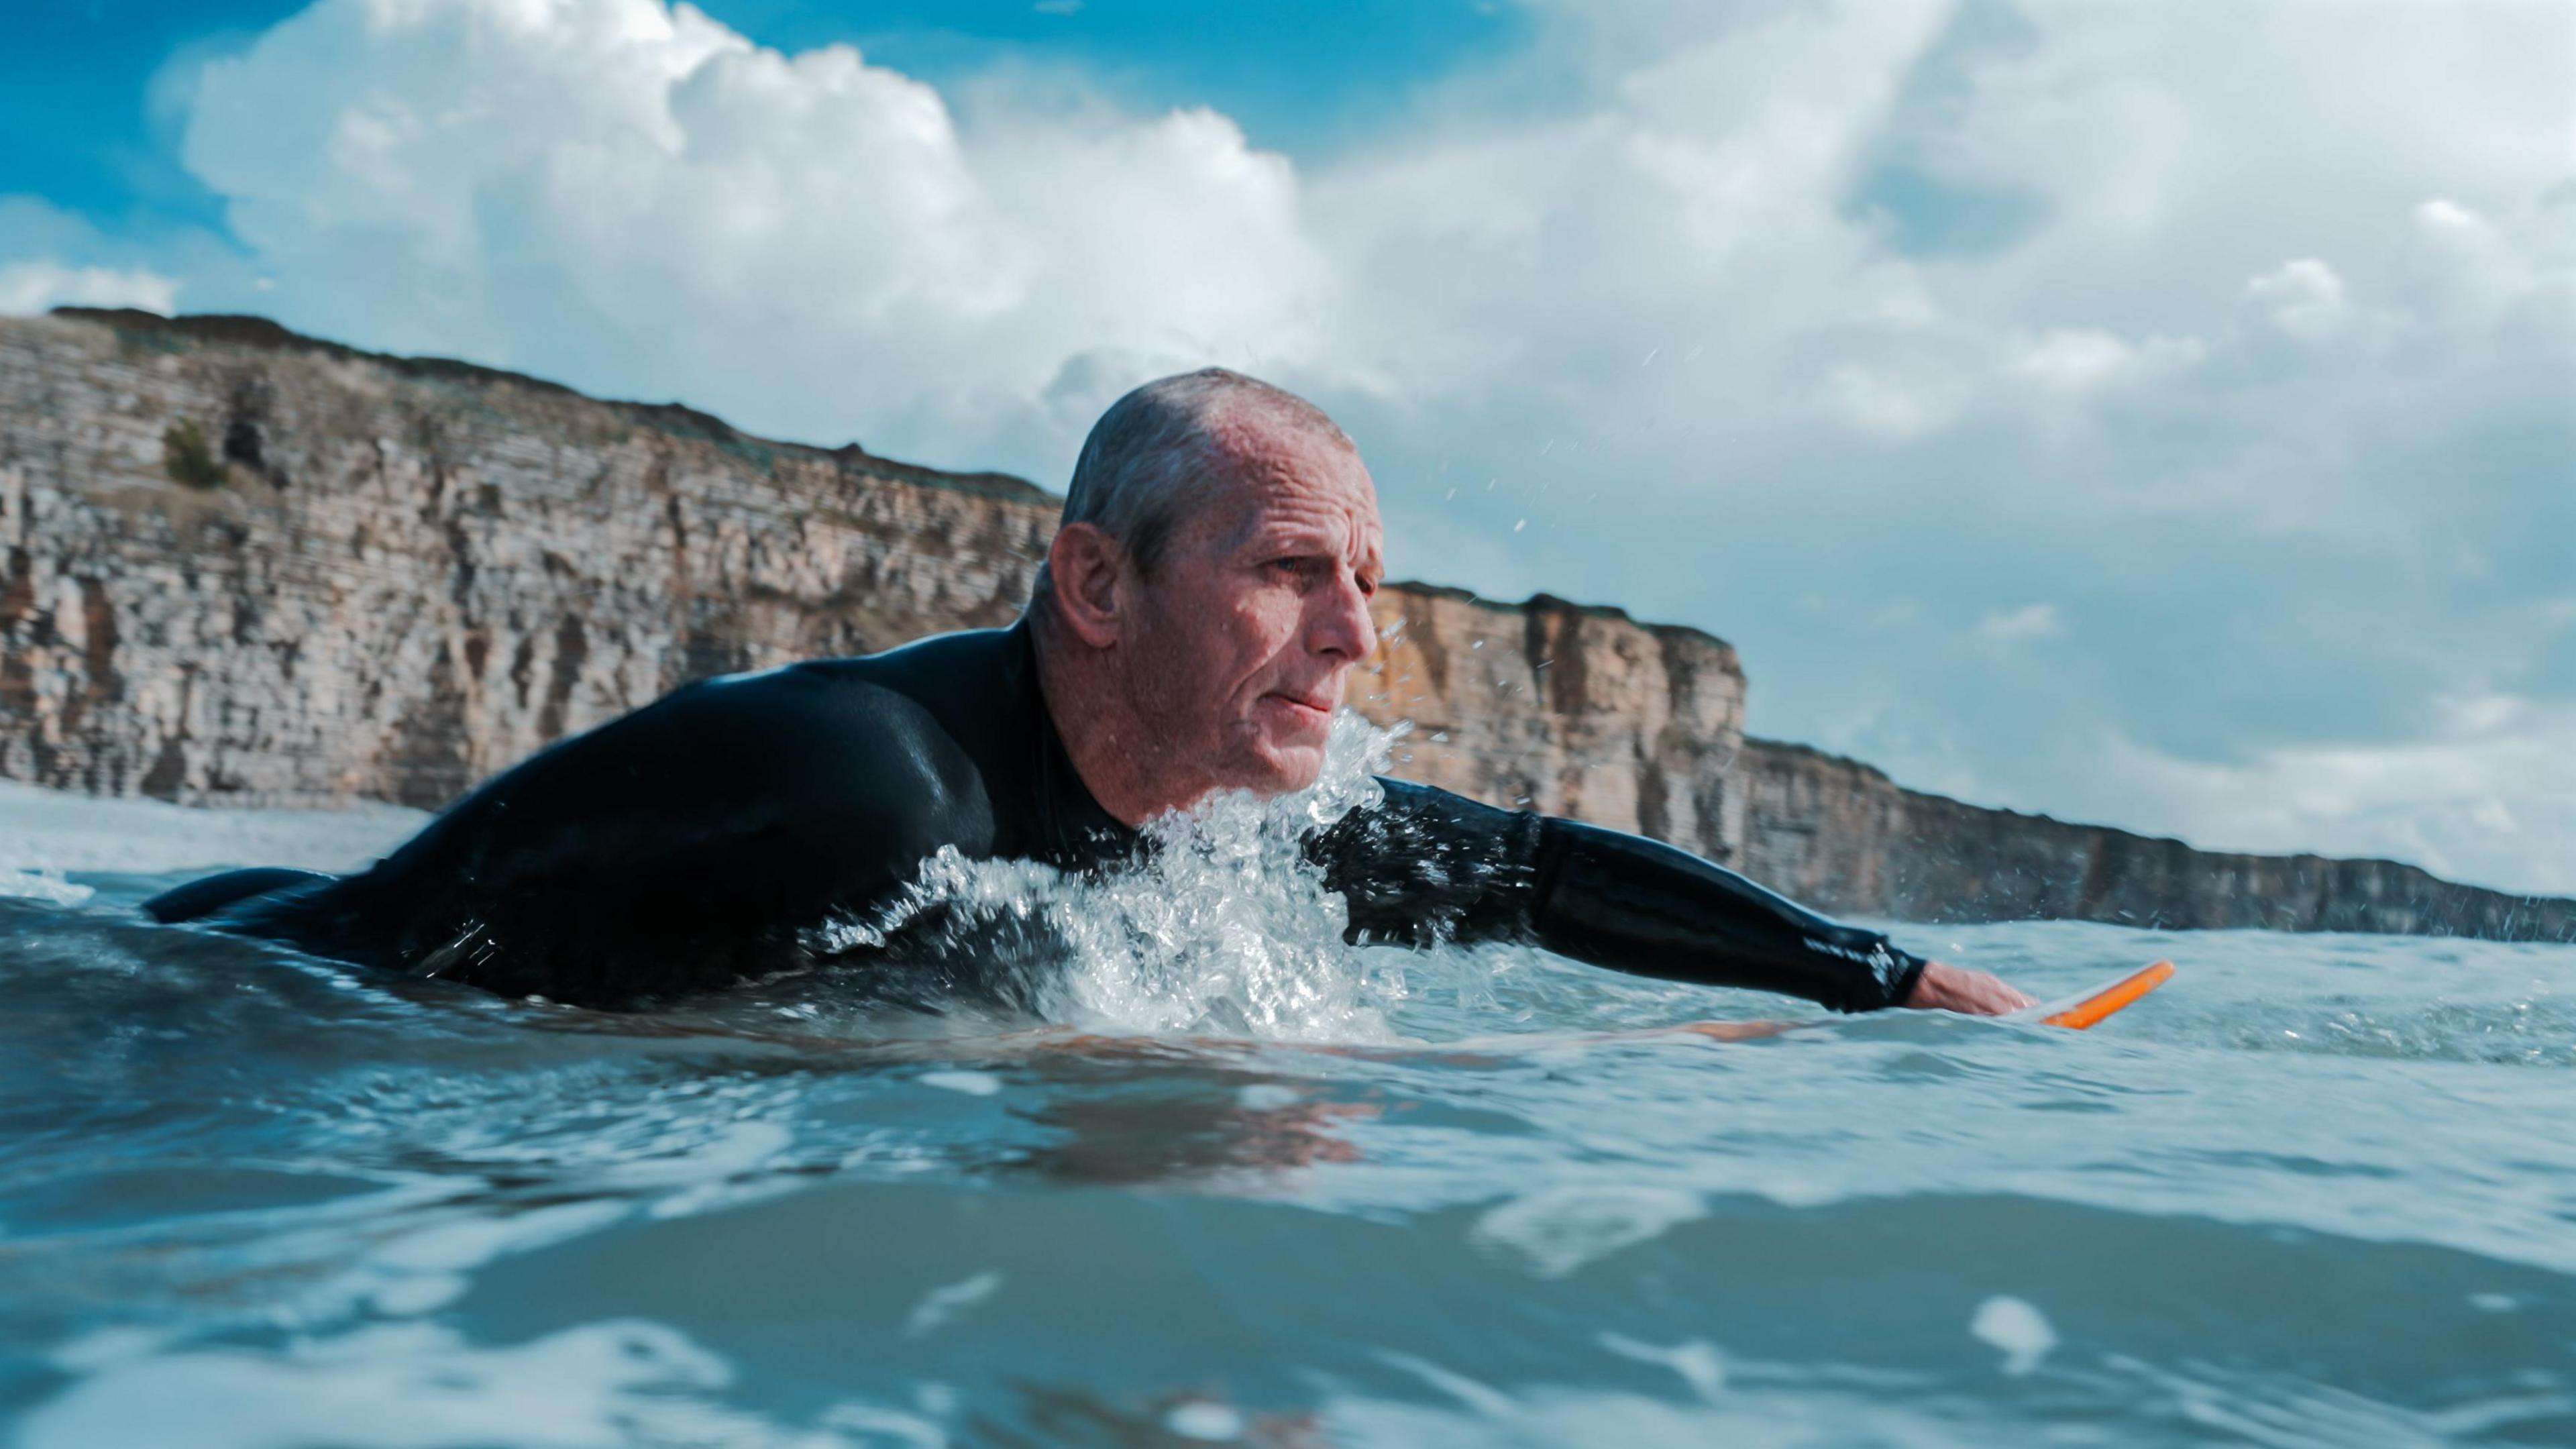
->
xmin=148 ymin=370 xmax=2033 ymax=1017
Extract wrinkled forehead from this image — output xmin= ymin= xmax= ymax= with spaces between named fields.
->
xmin=1195 ymin=425 xmax=1382 ymax=555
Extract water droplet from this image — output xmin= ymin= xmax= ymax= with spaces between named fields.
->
xmin=903 ymin=1270 xmax=1004 ymax=1338
xmin=1970 ymin=1295 xmax=2056 ymax=1375
xmin=1165 ymin=1401 xmax=1244 ymax=1441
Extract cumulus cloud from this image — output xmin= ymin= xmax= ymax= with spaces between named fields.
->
xmin=2243 ymin=259 xmax=2353 ymax=342
xmin=17 ymin=0 xmax=2568 ymax=888
xmin=0 ymin=260 xmax=180 ymax=317
xmin=174 ymin=0 xmax=1331 ymax=464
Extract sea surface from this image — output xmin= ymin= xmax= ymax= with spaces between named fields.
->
xmin=0 ymin=739 xmax=2571 ymax=1448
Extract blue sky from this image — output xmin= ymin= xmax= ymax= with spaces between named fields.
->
xmin=7 ymin=1 xmax=1523 ymax=221
xmin=4 ymin=0 xmax=2572 ymax=892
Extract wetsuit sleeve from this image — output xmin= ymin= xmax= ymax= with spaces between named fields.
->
xmin=1310 ymin=779 xmax=1927 ymax=1014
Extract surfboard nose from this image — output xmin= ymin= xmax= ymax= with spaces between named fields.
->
xmin=2035 ymin=960 xmax=2176 ymax=1030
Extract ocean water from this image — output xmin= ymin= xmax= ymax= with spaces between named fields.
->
xmin=1 ymin=733 xmax=2571 ymax=1448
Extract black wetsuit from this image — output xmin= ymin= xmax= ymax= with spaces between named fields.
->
xmin=146 ymin=623 xmax=1927 ymax=1012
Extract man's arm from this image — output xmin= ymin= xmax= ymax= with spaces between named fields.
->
xmin=1310 ymin=779 xmax=2029 ymax=1014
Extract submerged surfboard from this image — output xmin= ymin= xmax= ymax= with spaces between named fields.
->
xmin=2015 ymin=960 xmax=2175 ymax=1030
xmin=1640 ymin=960 xmax=2179 ymax=1048
xmin=1415 ymin=960 xmax=2180 ymax=1055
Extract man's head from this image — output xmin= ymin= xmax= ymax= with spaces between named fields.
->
xmin=1032 ymin=369 xmax=1384 ymax=818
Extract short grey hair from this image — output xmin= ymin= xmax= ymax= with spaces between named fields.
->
xmin=1031 ymin=368 xmax=1354 ymax=608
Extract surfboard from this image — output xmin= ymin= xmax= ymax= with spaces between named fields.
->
xmin=1286 ymin=961 xmax=2183 ymax=1060
xmin=1668 ymin=962 xmax=2176 ymax=1041
xmin=2015 ymin=960 xmax=2175 ymax=1030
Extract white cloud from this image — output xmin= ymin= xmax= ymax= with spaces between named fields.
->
xmin=2406 ymin=195 xmax=2574 ymax=332
xmin=0 ymin=259 xmax=180 ymax=317
xmin=1972 ymin=602 xmax=2068 ymax=645
xmin=39 ymin=0 xmax=2569 ymax=890
xmin=2096 ymin=696 xmax=2576 ymax=897
xmin=1829 ymin=364 xmax=1965 ymax=439
xmin=2243 ymin=258 xmax=2353 ymax=341
xmin=2002 ymin=327 xmax=2204 ymax=392
xmin=175 ymin=0 xmax=1330 ymax=462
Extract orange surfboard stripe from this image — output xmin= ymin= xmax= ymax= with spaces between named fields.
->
xmin=2041 ymin=960 xmax=2175 ymax=1030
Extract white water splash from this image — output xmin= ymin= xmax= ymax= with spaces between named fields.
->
xmin=1471 ymin=1187 xmax=1709 ymax=1280
xmin=816 ymin=713 xmax=1483 ymax=1042
xmin=0 ymin=868 xmax=93 ymax=906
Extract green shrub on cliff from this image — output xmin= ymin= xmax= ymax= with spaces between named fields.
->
xmin=162 ymin=419 xmax=224 ymax=489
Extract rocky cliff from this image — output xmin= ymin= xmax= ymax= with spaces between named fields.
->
xmin=3 ymin=308 xmax=2564 ymax=940
xmin=1 ymin=311 xmax=1054 ymax=808
xmin=1740 ymin=739 xmax=2575 ymax=940
xmin=0 ymin=309 xmax=1747 ymax=864
xmin=1363 ymin=586 xmax=1746 ymax=865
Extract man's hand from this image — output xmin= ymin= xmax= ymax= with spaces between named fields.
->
xmin=1904 ymin=961 xmax=2037 ymax=1015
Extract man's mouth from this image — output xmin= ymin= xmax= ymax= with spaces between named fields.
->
xmin=1260 ymin=692 xmax=1334 ymax=724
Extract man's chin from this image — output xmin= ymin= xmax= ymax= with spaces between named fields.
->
xmin=1230 ymin=737 xmax=1329 ymax=797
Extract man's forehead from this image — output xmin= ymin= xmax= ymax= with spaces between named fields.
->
xmin=1200 ymin=433 xmax=1379 ymax=544
xmin=1226 ymin=474 xmax=1379 ymax=543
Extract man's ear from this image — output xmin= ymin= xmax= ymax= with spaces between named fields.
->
xmin=1046 ymin=522 xmax=1128 ymax=649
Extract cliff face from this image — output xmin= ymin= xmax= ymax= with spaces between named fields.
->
xmin=1 ymin=311 xmax=1055 ymax=807
xmin=0 ymin=310 xmax=1743 ymax=860
xmin=1362 ymin=587 xmax=1746 ymax=865
xmin=2 ymin=309 xmax=2563 ymax=941
xmin=1740 ymin=739 xmax=2576 ymax=940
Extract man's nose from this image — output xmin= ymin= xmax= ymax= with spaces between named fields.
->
xmin=1309 ymin=568 xmax=1379 ymax=661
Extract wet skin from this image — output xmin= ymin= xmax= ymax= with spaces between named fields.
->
xmin=1036 ymin=425 xmax=1385 ymax=822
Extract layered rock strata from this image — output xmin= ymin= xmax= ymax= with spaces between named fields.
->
xmin=1360 ymin=586 xmax=1746 ymax=865
xmin=1740 ymin=739 xmax=2575 ymax=940
xmin=1 ymin=311 xmax=1055 ymax=808
xmin=3 ymin=309 xmax=2564 ymax=940
xmin=0 ymin=309 xmax=1747 ymax=865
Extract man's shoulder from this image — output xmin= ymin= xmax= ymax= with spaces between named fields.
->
xmin=636 ymin=641 xmax=1003 ymax=798
xmin=776 ymin=626 xmax=1024 ymax=720
xmin=413 ymin=629 xmax=1005 ymax=824
xmin=386 ymin=632 xmax=1014 ymax=877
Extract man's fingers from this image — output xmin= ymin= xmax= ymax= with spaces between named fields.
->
xmin=1904 ymin=961 xmax=2035 ymax=1015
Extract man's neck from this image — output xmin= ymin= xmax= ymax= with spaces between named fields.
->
xmin=1028 ymin=612 xmax=1202 ymax=828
